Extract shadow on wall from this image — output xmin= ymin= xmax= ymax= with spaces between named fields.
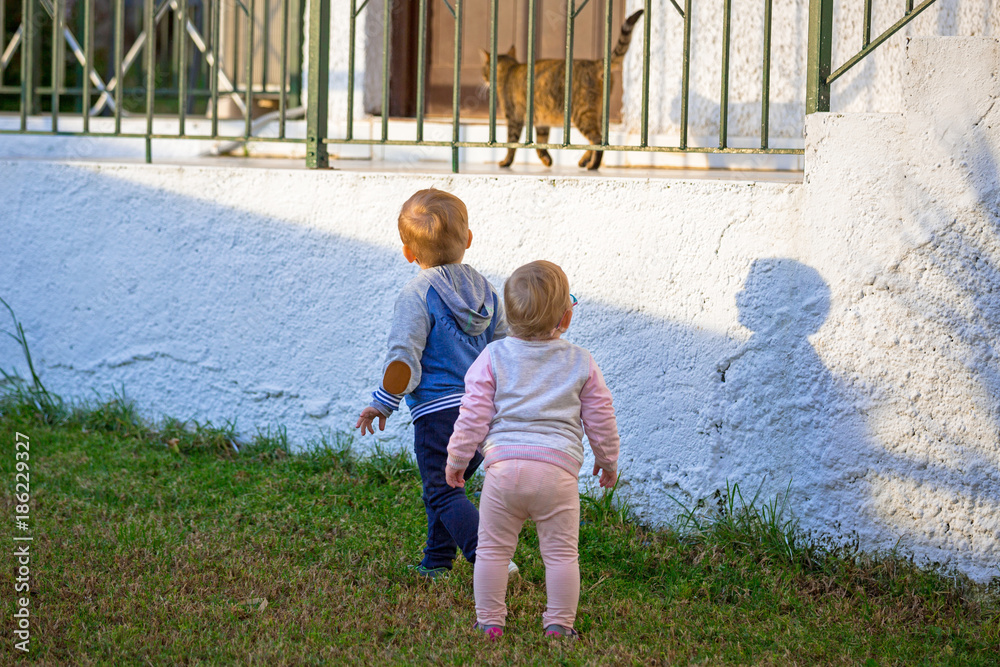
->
xmin=0 ymin=157 xmax=997 ymax=579
xmin=709 ymin=258 xmax=873 ymax=532
xmin=690 ymin=251 xmax=999 ymax=576
xmin=850 ymin=89 xmax=1000 ymax=569
xmin=668 ymin=91 xmax=807 ymax=143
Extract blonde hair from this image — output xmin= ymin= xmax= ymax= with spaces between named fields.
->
xmin=504 ymin=260 xmax=571 ymax=339
xmin=397 ymin=189 xmax=469 ymax=266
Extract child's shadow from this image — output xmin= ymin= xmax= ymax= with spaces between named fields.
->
xmin=714 ymin=258 xmax=870 ymax=531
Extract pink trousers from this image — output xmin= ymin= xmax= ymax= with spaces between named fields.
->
xmin=474 ymin=459 xmax=580 ymax=629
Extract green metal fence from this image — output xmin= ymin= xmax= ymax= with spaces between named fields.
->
xmin=0 ymin=0 xmax=305 ymax=160
xmin=0 ymin=0 xmax=940 ymax=171
xmin=807 ymin=0 xmax=939 ymax=113
xmin=312 ymin=0 xmax=804 ymax=171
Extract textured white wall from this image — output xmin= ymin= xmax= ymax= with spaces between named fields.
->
xmin=1 ymin=38 xmax=997 ymax=581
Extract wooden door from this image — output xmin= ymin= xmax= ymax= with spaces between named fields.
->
xmin=390 ymin=0 xmax=626 ymax=121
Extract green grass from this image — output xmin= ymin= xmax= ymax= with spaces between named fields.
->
xmin=1 ymin=394 xmax=998 ymax=666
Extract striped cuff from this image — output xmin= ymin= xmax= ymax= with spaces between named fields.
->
xmin=446 ymin=457 xmax=468 ymax=471
xmin=370 ymin=387 xmax=403 ymax=416
xmin=409 ymin=393 xmax=464 ymax=420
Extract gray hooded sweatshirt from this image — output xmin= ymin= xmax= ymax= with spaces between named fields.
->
xmin=370 ymin=264 xmax=507 ymax=420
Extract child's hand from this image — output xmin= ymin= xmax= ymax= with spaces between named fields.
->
xmin=355 ymin=407 xmax=387 ymax=436
xmin=593 ymin=464 xmax=618 ymax=489
xmin=445 ymin=465 xmax=466 ymax=488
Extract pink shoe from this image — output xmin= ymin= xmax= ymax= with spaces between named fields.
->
xmin=473 ymin=621 xmax=504 ymax=640
xmin=544 ymin=624 xmax=579 ymax=640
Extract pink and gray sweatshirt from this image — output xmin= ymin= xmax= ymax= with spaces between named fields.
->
xmin=446 ymin=336 xmax=620 ymax=476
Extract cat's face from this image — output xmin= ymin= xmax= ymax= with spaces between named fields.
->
xmin=479 ymin=46 xmax=518 ymax=84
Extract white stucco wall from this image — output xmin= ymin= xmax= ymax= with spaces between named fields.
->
xmin=1 ymin=37 xmax=997 ymax=582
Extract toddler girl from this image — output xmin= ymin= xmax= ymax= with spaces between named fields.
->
xmin=445 ymin=260 xmax=620 ymax=640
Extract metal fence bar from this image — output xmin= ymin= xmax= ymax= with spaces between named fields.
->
xmin=0 ymin=128 xmax=303 ymax=141
xmin=205 ymin=0 xmax=212 ymax=86
xmin=806 ymin=0 xmax=832 ymax=113
xmin=640 ymin=0 xmax=651 ymax=147
xmin=231 ymin=2 xmax=239 ymax=92
xmin=450 ymin=142 xmax=802 ymax=154
xmin=262 ymin=0 xmax=270 ymax=90
xmin=562 ymin=0 xmax=574 ymax=145
xmin=178 ymin=0 xmax=188 ymax=135
xmin=863 ymin=0 xmax=873 ymax=46
xmin=145 ymin=0 xmax=155 ymax=162
xmin=451 ymin=0 xmax=463 ymax=172
xmin=487 ymin=0 xmax=497 ymax=144
xmin=19 ymin=0 xmax=29 ymax=129
xmin=600 ymin=0 xmax=612 ymax=145
xmin=306 ymin=0 xmax=329 ymax=167
xmin=525 ymin=0 xmax=536 ymax=145
xmin=314 ymin=137 xmax=803 ymax=154
xmin=172 ymin=0 xmax=181 ymax=91
xmin=114 ymin=0 xmax=123 ymax=132
xmin=906 ymin=0 xmax=914 ymax=13
xmin=680 ymin=0 xmax=691 ymax=148
xmin=210 ymin=0 xmax=220 ymax=137
xmin=417 ymin=0 xmax=428 ymax=141
xmin=827 ymin=0 xmax=938 ymax=84
xmin=51 ymin=0 xmax=62 ymax=132
xmin=761 ymin=0 xmax=772 ymax=148
xmin=279 ymin=0 xmax=289 ymax=138
xmin=719 ymin=0 xmax=733 ymax=148
xmin=245 ymin=0 xmax=255 ymax=139
xmin=82 ymin=0 xmax=92 ymax=132
xmin=381 ymin=0 xmax=390 ymax=142
xmin=1 ymin=0 xmax=6 ymax=84
xmin=0 ymin=125 xmax=799 ymax=155
xmin=346 ymin=0 xmax=357 ymax=140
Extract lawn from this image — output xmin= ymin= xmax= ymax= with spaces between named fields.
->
xmin=1 ymin=393 xmax=998 ymax=665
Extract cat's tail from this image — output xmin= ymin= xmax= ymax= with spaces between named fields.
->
xmin=611 ymin=10 xmax=644 ymax=64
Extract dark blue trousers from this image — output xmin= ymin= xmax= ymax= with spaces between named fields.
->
xmin=413 ymin=406 xmax=484 ymax=569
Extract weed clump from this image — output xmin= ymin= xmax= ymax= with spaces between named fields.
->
xmin=0 ymin=296 xmax=66 ymax=424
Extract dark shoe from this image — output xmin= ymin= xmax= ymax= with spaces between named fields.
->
xmin=409 ymin=564 xmax=449 ymax=579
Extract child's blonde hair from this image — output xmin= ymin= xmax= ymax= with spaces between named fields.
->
xmin=398 ymin=188 xmax=469 ymax=266
xmin=504 ymin=260 xmax=571 ymax=340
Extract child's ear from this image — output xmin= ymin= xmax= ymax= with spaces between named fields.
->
xmin=558 ymin=308 xmax=573 ymax=332
xmin=402 ymin=245 xmax=418 ymax=264
xmin=466 ymin=230 xmax=473 ymax=249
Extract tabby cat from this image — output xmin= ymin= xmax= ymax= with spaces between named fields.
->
xmin=480 ymin=10 xmax=644 ymax=170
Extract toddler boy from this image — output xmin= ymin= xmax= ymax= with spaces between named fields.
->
xmin=356 ymin=188 xmax=507 ymax=577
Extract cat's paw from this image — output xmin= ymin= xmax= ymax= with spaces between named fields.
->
xmin=498 ymin=159 xmax=513 ymax=168
xmin=539 ymin=152 xmax=553 ymax=167
xmin=578 ymin=151 xmax=592 ymax=168
xmin=586 ymin=151 xmax=604 ymax=170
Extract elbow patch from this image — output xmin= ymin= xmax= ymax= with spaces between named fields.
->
xmin=383 ymin=360 xmax=412 ymax=395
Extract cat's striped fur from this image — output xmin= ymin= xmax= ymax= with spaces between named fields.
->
xmin=480 ymin=10 xmax=644 ymax=170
